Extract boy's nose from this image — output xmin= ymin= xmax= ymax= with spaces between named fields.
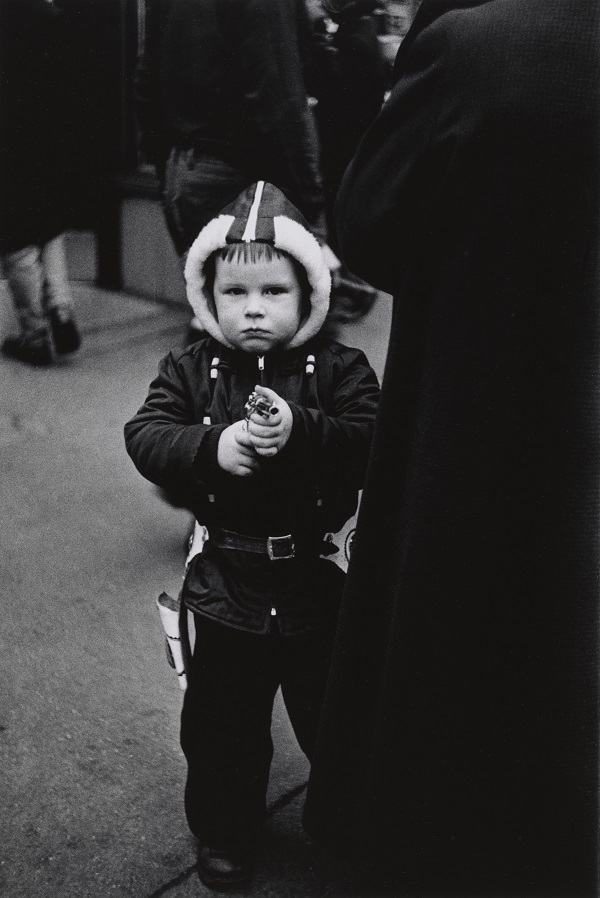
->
xmin=245 ymin=293 xmax=265 ymax=316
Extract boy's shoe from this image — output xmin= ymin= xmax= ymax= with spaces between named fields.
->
xmin=197 ymin=844 xmax=254 ymax=890
xmin=2 ymin=333 xmax=54 ymax=366
xmin=48 ymin=307 xmax=81 ymax=354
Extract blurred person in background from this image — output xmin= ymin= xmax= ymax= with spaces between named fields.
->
xmin=0 ymin=0 xmax=81 ymax=366
xmin=135 ymin=0 xmax=328 ymax=341
xmin=308 ymin=0 xmax=387 ymax=324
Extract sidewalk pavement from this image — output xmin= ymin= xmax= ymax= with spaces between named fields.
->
xmin=0 ymin=278 xmax=390 ymax=898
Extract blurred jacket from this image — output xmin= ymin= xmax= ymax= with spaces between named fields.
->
xmin=306 ymin=0 xmax=386 ymax=255
xmin=135 ymin=0 xmax=325 ymax=234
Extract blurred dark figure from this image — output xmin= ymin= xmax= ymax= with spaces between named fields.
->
xmin=304 ymin=1 xmax=600 ymax=896
xmin=311 ymin=0 xmax=387 ymax=227
xmin=309 ymin=0 xmax=387 ymax=324
xmin=135 ymin=0 xmax=327 ymax=339
xmin=0 ymin=0 xmax=81 ymax=365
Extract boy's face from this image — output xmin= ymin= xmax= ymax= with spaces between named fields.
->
xmin=213 ymin=254 xmax=304 ymax=353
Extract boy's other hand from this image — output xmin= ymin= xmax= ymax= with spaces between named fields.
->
xmin=217 ymin=421 xmax=259 ymax=476
xmin=247 ymin=385 xmax=293 ymax=457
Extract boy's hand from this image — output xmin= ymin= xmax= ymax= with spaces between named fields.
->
xmin=217 ymin=420 xmax=259 ymax=476
xmin=246 ymin=385 xmax=293 ymax=457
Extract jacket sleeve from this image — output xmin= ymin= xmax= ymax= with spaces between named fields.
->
xmin=222 ymin=0 xmax=326 ymax=239
xmin=124 ymin=351 xmax=227 ymax=493
xmin=334 ymin=11 xmax=453 ymax=294
xmin=283 ymin=347 xmax=380 ymax=492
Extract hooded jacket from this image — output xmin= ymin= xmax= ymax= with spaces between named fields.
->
xmin=125 ymin=183 xmax=380 ymax=634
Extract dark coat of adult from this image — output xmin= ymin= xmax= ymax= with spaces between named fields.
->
xmin=136 ymin=0 xmax=325 ymax=233
xmin=0 ymin=0 xmax=73 ymax=252
xmin=303 ymin=2 xmax=600 ymax=896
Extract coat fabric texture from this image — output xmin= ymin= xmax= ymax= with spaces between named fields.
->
xmin=303 ymin=2 xmax=600 ymax=896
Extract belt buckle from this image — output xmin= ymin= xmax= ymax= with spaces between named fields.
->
xmin=267 ymin=534 xmax=295 ymax=561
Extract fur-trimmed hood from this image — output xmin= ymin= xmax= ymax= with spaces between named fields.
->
xmin=184 ymin=181 xmax=331 ymax=351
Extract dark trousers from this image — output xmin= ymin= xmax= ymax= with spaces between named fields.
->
xmin=162 ymin=148 xmax=251 ymax=257
xmin=180 ymin=614 xmax=337 ymax=847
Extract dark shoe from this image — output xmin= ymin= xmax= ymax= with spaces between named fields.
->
xmin=197 ymin=844 xmax=254 ymax=890
xmin=49 ymin=307 xmax=81 ymax=354
xmin=2 ymin=333 xmax=54 ymax=366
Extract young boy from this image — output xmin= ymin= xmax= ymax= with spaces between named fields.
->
xmin=124 ymin=182 xmax=380 ymax=889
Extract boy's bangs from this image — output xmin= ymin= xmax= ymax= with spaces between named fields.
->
xmin=217 ymin=242 xmax=286 ymax=265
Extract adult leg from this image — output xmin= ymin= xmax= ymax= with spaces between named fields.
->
xmin=40 ymin=234 xmax=81 ymax=354
xmin=41 ymin=233 xmax=74 ymax=312
xmin=1 ymin=245 xmax=53 ymax=365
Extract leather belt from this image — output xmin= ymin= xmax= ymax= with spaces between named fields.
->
xmin=209 ymin=527 xmax=296 ymax=561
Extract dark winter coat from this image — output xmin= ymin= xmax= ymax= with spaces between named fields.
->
xmin=136 ymin=0 xmax=324 ymax=232
xmin=125 ymin=336 xmax=379 ymax=634
xmin=0 ymin=0 xmax=73 ymax=252
xmin=304 ymin=1 xmax=600 ymax=896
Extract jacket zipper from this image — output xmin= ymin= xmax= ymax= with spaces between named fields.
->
xmin=258 ymin=354 xmax=277 ymax=619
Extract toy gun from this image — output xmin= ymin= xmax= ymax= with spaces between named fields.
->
xmin=244 ymin=391 xmax=277 ymax=421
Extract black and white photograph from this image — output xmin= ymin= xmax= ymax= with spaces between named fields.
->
xmin=1 ymin=1 xmax=598 ymax=896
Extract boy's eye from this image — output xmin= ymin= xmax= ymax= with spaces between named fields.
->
xmin=264 ymin=286 xmax=287 ymax=295
xmin=224 ymin=287 xmax=245 ymax=296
